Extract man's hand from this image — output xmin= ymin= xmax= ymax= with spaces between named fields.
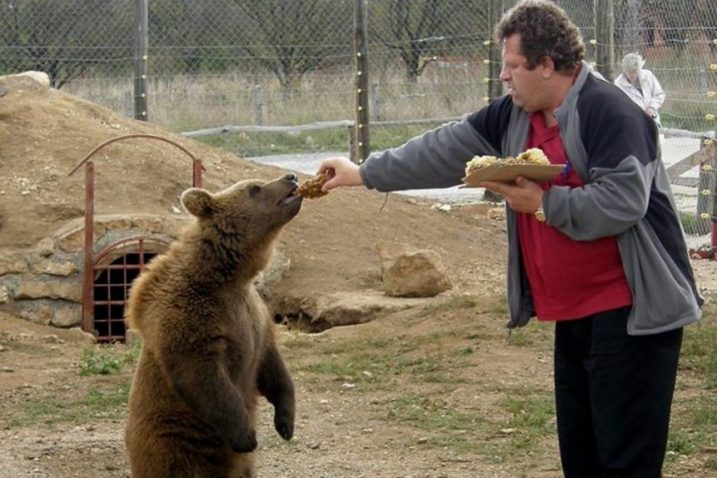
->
xmin=479 ymin=176 xmax=544 ymax=214
xmin=645 ymin=106 xmax=657 ymax=118
xmin=317 ymin=157 xmax=363 ymax=191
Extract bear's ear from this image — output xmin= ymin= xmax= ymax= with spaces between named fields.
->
xmin=181 ymin=188 xmax=215 ymax=218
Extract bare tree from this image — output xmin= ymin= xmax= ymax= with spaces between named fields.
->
xmin=231 ymin=0 xmax=352 ymax=89
xmin=0 ymin=0 xmax=131 ymax=88
xmin=370 ymin=0 xmax=490 ymax=83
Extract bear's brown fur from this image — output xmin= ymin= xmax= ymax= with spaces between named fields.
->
xmin=124 ymin=174 xmax=302 ymax=478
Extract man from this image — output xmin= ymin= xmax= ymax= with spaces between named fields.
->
xmin=614 ymin=52 xmax=666 ymax=126
xmin=316 ymin=1 xmax=702 ymax=477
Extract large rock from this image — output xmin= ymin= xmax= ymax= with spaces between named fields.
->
xmin=288 ymin=291 xmax=428 ymax=332
xmin=378 ymin=246 xmax=452 ymax=298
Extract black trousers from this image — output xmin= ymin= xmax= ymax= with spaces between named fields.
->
xmin=554 ymin=307 xmax=683 ymax=478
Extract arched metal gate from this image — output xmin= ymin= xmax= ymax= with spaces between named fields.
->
xmin=92 ymin=237 xmax=168 ymax=343
xmin=68 ymin=134 xmax=203 ymax=341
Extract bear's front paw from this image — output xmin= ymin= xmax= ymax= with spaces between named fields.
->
xmin=274 ymin=413 xmax=294 ymax=441
xmin=231 ymin=430 xmax=258 ymax=453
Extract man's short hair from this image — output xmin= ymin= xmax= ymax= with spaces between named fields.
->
xmin=494 ymin=0 xmax=585 ymax=73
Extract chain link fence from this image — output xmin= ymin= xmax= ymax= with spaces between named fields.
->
xmin=1 ymin=0 xmax=715 ymax=233
xmin=1 ymin=0 xmax=715 ymax=133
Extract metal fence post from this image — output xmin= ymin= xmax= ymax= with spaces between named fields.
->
xmin=251 ymin=85 xmax=265 ymax=125
xmin=594 ymin=0 xmax=615 ymax=80
xmin=370 ymin=81 xmax=381 ymax=122
xmin=696 ymin=138 xmax=716 ymax=235
xmin=488 ymin=0 xmax=503 ymax=101
xmin=353 ymin=0 xmax=370 ymax=163
xmin=134 ymin=0 xmax=149 ymax=121
xmin=712 ymin=123 xmax=717 ymax=255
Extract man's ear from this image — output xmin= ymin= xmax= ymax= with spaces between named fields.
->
xmin=181 ymin=188 xmax=214 ymax=218
xmin=539 ymin=56 xmax=555 ymax=78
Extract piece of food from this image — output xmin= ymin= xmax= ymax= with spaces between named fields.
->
xmin=296 ymin=173 xmax=329 ymax=199
xmin=465 ymin=148 xmax=550 ymax=175
xmin=465 ymin=155 xmax=499 ymax=175
xmin=515 ymin=147 xmax=550 ymax=165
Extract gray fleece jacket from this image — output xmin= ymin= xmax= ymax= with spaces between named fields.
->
xmin=359 ymin=62 xmax=702 ymax=335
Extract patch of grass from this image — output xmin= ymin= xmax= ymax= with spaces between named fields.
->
xmin=297 ymin=333 xmax=473 ymax=390
xmin=387 ymin=394 xmax=484 ymax=431
xmin=196 ymin=124 xmax=431 ymax=158
xmin=9 ymin=380 xmax=130 ymax=427
xmin=79 ymin=343 xmax=140 ymax=376
xmin=497 ymin=394 xmax=555 ymax=450
xmin=680 ymin=305 xmax=717 ymax=388
xmin=0 ymin=339 xmax=45 ymax=354
xmin=424 ymin=295 xmax=482 ymax=314
xmin=384 ymin=394 xmax=490 ymax=452
xmin=668 ymin=395 xmax=717 ymax=458
xmin=506 ymin=321 xmax=553 ymax=348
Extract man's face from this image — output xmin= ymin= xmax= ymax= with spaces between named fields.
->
xmin=625 ymin=69 xmax=640 ymax=83
xmin=499 ymin=34 xmax=546 ymax=112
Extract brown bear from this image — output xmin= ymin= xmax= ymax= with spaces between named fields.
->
xmin=124 ymin=174 xmax=302 ymax=478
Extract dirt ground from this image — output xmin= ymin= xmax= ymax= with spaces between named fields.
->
xmin=1 ymin=73 xmax=717 ymax=478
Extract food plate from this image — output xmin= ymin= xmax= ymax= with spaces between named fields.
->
xmin=461 ymin=163 xmax=564 ymax=186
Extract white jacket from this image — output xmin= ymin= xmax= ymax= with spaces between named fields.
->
xmin=614 ymin=69 xmax=666 ymax=125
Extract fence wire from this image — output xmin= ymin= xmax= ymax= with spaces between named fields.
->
xmin=0 ymin=0 xmax=715 ymax=232
xmin=1 ymin=0 xmax=715 ymax=133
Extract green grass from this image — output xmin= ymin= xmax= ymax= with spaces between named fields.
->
xmin=295 ymin=329 xmax=479 ymax=390
xmin=667 ymin=300 xmax=717 ymax=461
xmin=680 ymin=301 xmax=717 ymax=387
xmin=384 ymin=394 xmax=491 ymax=453
xmin=497 ymin=394 xmax=555 ymax=450
xmin=196 ymin=123 xmax=433 ymax=158
xmin=79 ymin=342 xmax=140 ymax=376
xmin=9 ymin=380 xmax=131 ymax=427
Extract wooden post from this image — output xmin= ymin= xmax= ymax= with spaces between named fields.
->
xmin=347 ymin=124 xmax=357 ymax=164
xmin=594 ymin=0 xmax=615 ymax=80
xmin=712 ymin=125 xmax=717 ymax=255
xmin=353 ymin=0 xmax=370 ymax=163
xmin=487 ymin=0 xmax=503 ymax=100
xmin=482 ymin=0 xmax=504 ymax=202
xmin=696 ymin=138 xmax=716 ymax=235
xmin=250 ymin=85 xmax=265 ymax=125
xmin=370 ymin=82 xmax=380 ymax=122
xmin=134 ymin=0 xmax=149 ymax=121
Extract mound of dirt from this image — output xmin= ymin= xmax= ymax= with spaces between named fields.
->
xmin=0 ymin=72 xmax=509 ymax=307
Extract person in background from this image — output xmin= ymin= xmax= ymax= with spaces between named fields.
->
xmin=316 ymin=1 xmax=702 ymax=477
xmin=614 ymin=52 xmax=666 ymax=126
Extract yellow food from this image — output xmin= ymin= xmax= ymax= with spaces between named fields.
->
xmin=465 ymin=148 xmax=549 ymax=175
xmin=465 ymin=155 xmax=498 ymax=175
xmin=296 ymin=173 xmax=329 ymax=199
xmin=515 ymin=148 xmax=550 ymax=165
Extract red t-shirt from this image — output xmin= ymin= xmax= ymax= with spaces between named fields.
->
xmin=517 ymin=112 xmax=632 ymax=321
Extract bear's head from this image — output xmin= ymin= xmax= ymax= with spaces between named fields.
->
xmin=180 ymin=173 xmax=302 ymax=254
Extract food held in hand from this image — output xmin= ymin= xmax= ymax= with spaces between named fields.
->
xmin=515 ymin=148 xmax=550 ymax=165
xmin=296 ymin=173 xmax=329 ymax=199
xmin=465 ymin=155 xmax=499 ymax=175
xmin=465 ymin=148 xmax=550 ymax=175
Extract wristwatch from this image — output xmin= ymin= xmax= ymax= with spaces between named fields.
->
xmin=534 ymin=206 xmax=546 ymax=222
